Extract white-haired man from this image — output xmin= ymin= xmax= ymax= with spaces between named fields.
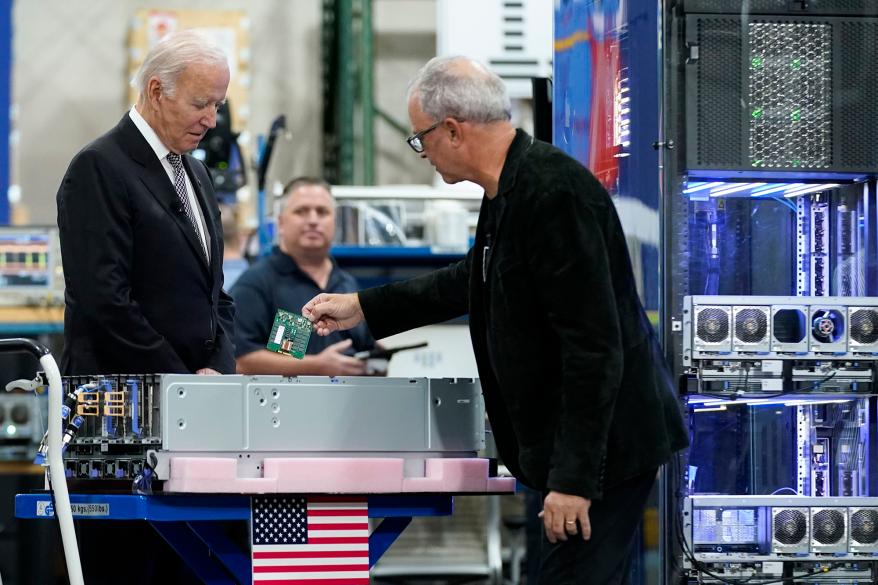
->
xmin=304 ymin=56 xmax=688 ymax=584
xmin=57 ymin=30 xmax=235 ymax=377
xmin=56 ymin=30 xmax=235 ymax=583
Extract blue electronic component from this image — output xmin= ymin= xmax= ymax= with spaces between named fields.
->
xmin=127 ymin=379 xmax=140 ymax=437
xmin=61 ymin=416 xmax=84 ymax=453
xmin=99 ymin=379 xmax=114 ymax=437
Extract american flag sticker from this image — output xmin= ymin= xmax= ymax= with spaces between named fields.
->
xmin=251 ymin=495 xmax=370 ymax=584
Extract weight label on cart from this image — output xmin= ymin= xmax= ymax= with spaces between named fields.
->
xmin=35 ymin=501 xmax=109 ymax=517
xmin=71 ymin=503 xmax=109 ymax=516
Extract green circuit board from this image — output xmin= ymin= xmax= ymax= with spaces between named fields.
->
xmin=266 ymin=309 xmax=313 ymax=359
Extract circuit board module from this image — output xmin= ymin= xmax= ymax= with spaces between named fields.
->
xmin=266 ymin=309 xmax=313 ymax=359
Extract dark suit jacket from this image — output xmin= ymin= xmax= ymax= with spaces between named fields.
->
xmin=57 ymin=114 xmax=235 ymax=375
xmin=360 ymin=130 xmax=688 ymax=499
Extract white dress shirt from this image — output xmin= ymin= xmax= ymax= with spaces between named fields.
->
xmin=128 ymin=107 xmax=211 ymax=261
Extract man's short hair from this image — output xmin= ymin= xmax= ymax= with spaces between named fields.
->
xmin=132 ymin=30 xmax=228 ymax=98
xmin=282 ymin=177 xmax=333 ymax=198
xmin=278 ymin=177 xmax=335 ymax=216
xmin=407 ymin=56 xmax=511 ymax=124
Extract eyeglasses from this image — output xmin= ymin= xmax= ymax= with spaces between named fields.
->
xmin=406 ymin=121 xmax=442 ymax=153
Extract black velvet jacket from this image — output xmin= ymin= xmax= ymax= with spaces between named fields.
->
xmin=360 ymin=130 xmax=688 ymax=499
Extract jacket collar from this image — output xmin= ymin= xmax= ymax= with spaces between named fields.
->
xmin=116 ymin=114 xmax=159 ymax=168
xmin=496 ymin=129 xmax=534 ymax=199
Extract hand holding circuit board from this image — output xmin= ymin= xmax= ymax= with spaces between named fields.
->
xmin=266 ymin=309 xmax=313 ymax=359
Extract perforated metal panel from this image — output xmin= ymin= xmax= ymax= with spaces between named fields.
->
xmin=849 ymin=308 xmax=878 ymax=353
xmin=734 ymin=308 xmax=769 ymax=344
xmin=772 ymin=508 xmax=809 ymax=552
xmin=685 ymin=15 xmax=878 ymax=176
xmin=837 ymin=20 xmax=878 ymax=170
xmin=849 ymin=507 xmax=878 ymax=552
xmin=811 ymin=508 xmax=847 ymax=552
xmin=748 ymin=22 xmax=832 ymax=170
xmin=696 ymin=307 xmax=731 ymax=344
xmin=692 ymin=17 xmax=742 ymax=167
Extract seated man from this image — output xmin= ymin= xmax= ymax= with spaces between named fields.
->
xmin=231 ymin=177 xmax=375 ymax=375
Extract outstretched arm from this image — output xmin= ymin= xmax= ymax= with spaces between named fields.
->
xmin=302 ymin=292 xmax=365 ymax=336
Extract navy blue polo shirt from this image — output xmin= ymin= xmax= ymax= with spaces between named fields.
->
xmin=230 ymin=246 xmax=376 ymax=358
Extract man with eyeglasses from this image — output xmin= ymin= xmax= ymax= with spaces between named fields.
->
xmin=303 ymin=55 xmax=687 ymax=585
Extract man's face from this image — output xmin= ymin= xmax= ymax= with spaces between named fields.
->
xmin=152 ymin=61 xmax=230 ymax=154
xmin=407 ymin=95 xmax=463 ymax=184
xmin=277 ymin=185 xmax=336 ymax=257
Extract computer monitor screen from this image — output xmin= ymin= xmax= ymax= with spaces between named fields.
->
xmin=0 ymin=227 xmax=63 ymax=305
xmin=0 ymin=232 xmax=51 ymax=288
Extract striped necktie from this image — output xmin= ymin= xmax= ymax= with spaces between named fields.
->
xmin=166 ymin=152 xmax=208 ymax=258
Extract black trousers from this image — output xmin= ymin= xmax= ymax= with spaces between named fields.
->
xmin=537 ymin=468 xmax=657 ymax=585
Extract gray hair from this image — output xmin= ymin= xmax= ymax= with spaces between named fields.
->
xmin=407 ymin=56 xmax=511 ymax=123
xmin=132 ymin=30 xmax=228 ymax=98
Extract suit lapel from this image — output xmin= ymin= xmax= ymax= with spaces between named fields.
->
xmin=118 ymin=116 xmax=211 ymax=274
xmin=137 ymin=163 xmax=211 ymax=274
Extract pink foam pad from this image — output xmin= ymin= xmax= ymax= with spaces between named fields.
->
xmin=170 ymin=457 xmax=237 ymax=479
xmin=403 ymin=458 xmax=491 ymax=492
xmin=165 ymin=456 xmax=515 ymax=494
xmin=487 ymin=477 xmax=517 ymax=493
xmin=263 ymin=457 xmax=405 ymax=493
xmin=165 ymin=477 xmax=278 ymax=493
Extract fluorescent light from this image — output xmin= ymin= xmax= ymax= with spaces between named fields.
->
xmin=750 ymin=183 xmax=799 ymax=197
xmin=684 ymin=181 xmax=725 ymax=194
xmin=783 ymin=183 xmax=839 ymax=198
xmin=710 ymin=182 xmax=767 ymax=197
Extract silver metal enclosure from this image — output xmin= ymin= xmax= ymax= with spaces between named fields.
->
xmin=63 ymin=375 xmax=485 ymax=481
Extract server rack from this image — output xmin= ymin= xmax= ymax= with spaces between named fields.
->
xmin=555 ymin=0 xmax=878 ymax=582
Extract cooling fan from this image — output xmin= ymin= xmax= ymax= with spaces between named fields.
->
xmin=850 ymin=508 xmax=878 ymax=552
xmin=772 ymin=508 xmax=809 ymax=553
xmin=734 ymin=307 xmax=769 ymax=350
xmin=811 ymin=508 xmax=846 ymax=553
xmin=811 ymin=309 xmax=845 ymax=345
xmin=849 ymin=309 xmax=878 ymax=349
xmin=695 ymin=306 xmax=731 ymax=350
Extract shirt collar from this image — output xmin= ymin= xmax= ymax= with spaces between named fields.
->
xmin=269 ymin=246 xmax=342 ymax=288
xmin=129 ymin=106 xmax=171 ymax=162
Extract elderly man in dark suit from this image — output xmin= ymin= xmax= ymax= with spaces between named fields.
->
xmin=303 ymin=56 xmax=688 ymax=584
xmin=55 ymin=30 xmax=235 ymax=584
xmin=57 ymin=30 xmax=235 ymax=377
